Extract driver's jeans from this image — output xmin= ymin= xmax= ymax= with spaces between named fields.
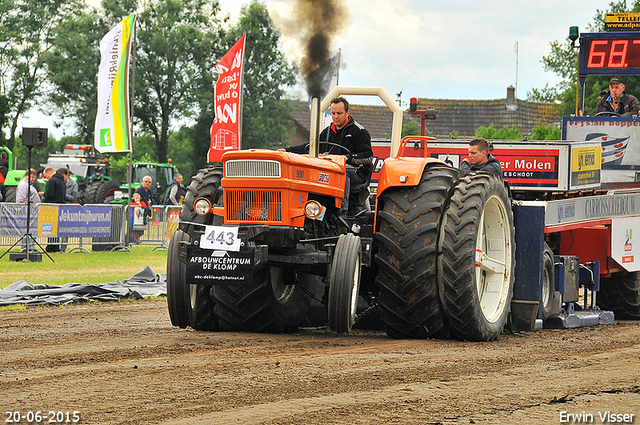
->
xmin=342 ymin=164 xmax=366 ymax=212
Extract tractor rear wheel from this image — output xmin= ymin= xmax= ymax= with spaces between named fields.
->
xmin=374 ymin=165 xmax=459 ymax=339
xmin=81 ymin=181 xmax=102 ymax=205
xmin=5 ymin=186 xmax=16 ymax=202
xmin=328 ymin=233 xmax=362 ymax=333
xmin=438 ymin=173 xmax=515 ymax=341
xmin=598 ymin=272 xmax=640 ymax=320
xmin=96 ymin=180 xmax=122 ymax=204
xmin=180 ymin=164 xmax=223 ymax=225
xmin=212 ymin=266 xmax=313 ymax=333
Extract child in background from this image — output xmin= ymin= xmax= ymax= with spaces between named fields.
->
xmin=129 ymin=192 xmax=147 ymax=243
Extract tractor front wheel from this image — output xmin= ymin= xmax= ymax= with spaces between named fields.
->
xmin=328 ymin=233 xmax=362 ymax=333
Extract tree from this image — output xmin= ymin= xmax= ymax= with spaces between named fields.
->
xmin=401 ymin=122 xmax=419 ymax=138
xmin=224 ymin=1 xmax=297 ymax=150
xmin=0 ymin=0 xmax=87 ymax=150
xmin=103 ymin=0 xmax=224 ymax=163
xmin=529 ymin=1 xmax=640 ymax=116
xmin=530 ymin=122 xmax=561 ymax=140
xmin=476 ymin=123 xmax=522 ymax=140
xmin=45 ymin=5 xmax=107 ymax=144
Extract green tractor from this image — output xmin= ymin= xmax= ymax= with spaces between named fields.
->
xmin=106 ymin=160 xmax=176 ymax=205
xmin=1 ymin=146 xmax=47 ymax=201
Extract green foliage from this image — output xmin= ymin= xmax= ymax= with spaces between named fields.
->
xmin=401 ymin=122 xmax=420 ymax=138
xmin=132 ymin=0 xmax=223 ymax=162
xmin=107 ymin=135 xmax=160 ymax=181
xmin=449 ymin=130 xmax=459 ymax=139
xmin=475 ymin=123 xmax=522 ymax=140
xmin=0 ymin=0 xmax=88 ymax=149
xmin=531 ymin=122 xmax=562 ymax=140
xmin=45 ymin=5 xmax=106 ymax=144
xmin=2 ymin=0 xmax=299 ymax=178
xmin=225 ymin=1 xmax=297 ymax=150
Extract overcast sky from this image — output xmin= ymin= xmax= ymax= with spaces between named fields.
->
xmin=39 ymin=0 xmax=611 ymax=136
xmin=219 ymin=0 xmax=613 ymax=107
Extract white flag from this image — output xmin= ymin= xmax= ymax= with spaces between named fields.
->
xmin=94 ymin=14 xmax=136 ymax=153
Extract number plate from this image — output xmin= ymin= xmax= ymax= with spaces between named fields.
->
xmin=200 ymin=225 xmax=240 ymax=251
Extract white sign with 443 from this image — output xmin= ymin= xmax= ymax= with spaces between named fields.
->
xmin=200 ymin=225 xmax=241 ymax=251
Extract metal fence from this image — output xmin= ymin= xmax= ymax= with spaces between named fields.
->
xmin=0 ymin=203 xmax=182 ymax=253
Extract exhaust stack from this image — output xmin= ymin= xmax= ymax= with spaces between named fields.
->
xmin=309 ymin=97 xmax=321 ymax=157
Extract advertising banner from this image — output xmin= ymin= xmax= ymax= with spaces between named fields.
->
xmin=94 ymin=14 xmax=136 ymax=153
xmin=563 ymin=116 xmax=640 ymax=183
xmin=208 ymin=34 xmax=246 ymax=163
xmin=611 ymin=217 xmax=640 ymax=272
xmin=56 ymin=206 xmax=112 ymax=237
xmin=0 ymin=205 xmax=38 ymax=237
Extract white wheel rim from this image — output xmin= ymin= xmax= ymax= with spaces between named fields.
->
xmin=475 ymin=195 xmax=512 ymax=323
xmin=271 ymin=267 xmax=295 ymax=305
xmin=542 ymin=261 xmax=551 ymax=309
xmin=189 ymin=284 xmax=197 ymax=310
xmin=349 ymin=253 xmax=361 ymax=325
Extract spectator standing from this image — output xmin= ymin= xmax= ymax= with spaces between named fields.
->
xmin=60 ymin=169 xmax=78 ymax=252
xmin=43 ymin=168 xmax=67 ymax=252
xmin=16 ymin=169 xmax=40 ymax=252
xmin=134 ymin=175 xmax=154 ymax=218
xmin=164 ymin=174 xmax=186 ymax=205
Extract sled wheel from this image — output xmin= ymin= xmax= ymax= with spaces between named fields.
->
xmin=375 ymin=166 xmax=459 ymax=339
xmin=438 ymin=173 xmax=515 ymax=341
xmin=599 ymin=272 xmax=640 ymax=320
xmin=541 ymin=243 xmax=557 ymax=320
xmin=328 ymin=233 xmax=362 ymax=333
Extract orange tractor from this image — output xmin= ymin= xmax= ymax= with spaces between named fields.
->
xmin=167 ymin=87 xmax=515 ymax=341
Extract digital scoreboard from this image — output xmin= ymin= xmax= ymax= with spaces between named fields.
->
xmin=579 ymin=32 xmax=640 ymax=75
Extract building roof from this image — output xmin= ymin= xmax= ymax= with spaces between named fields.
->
xmin=288 ymin=87 xmax=562 ymax=144
xmin=415 ymin=87 xmax=561 ymax=138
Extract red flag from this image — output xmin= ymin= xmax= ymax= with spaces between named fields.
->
xmin=208 ymin=34 xmax=246 ymax=163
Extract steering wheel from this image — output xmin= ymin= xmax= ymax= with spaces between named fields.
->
xmin=307 ymin=142 xmax=352 ymax=161
xmin=595 ymin=111 xmax=622 ymax=117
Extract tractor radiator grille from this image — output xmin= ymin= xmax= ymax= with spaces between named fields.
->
xmin=226 ymin=190 xmax=282 ymax=222
xmin=225 ymin=160 xmax=281 ymax=178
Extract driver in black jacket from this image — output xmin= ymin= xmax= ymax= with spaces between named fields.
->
xmin=595 ymin=76 xmax=640 ymax=117
xmin=287 ymin=96 xmax=373 ymax=213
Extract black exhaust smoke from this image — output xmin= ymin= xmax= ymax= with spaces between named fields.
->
xmin=295 ymin=0 xmax=342 ymax=98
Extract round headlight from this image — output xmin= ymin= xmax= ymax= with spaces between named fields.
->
xmin=194 ymin=198 xmax=212 ymax=215
xmin=304 ymin=200 xmax=322 ymax=219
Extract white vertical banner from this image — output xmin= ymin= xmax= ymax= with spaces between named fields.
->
xmin=94 ymin=14 xmax=136 ymax=153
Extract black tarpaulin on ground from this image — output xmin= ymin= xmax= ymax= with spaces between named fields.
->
xmin=0 ymin=266 xmax=166 ymax=306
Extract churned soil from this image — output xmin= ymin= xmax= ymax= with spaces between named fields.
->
xmin=1 ymin=300 xmax=639 ymax=424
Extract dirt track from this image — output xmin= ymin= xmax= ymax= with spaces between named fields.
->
xmin=1 ymin=300 xmax=639 ymax=425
